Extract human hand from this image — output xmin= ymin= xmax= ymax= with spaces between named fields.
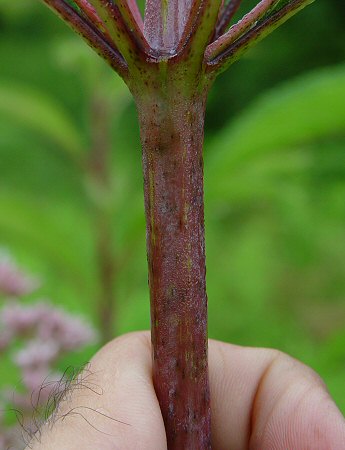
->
xmin=29 ymin=331 xmax=345 ymax=449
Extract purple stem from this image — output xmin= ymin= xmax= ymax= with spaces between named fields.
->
xmin=205 ymin=0 xmax=314 ymax=74
xmin=214 ymin=0 xmax=243 ymax=40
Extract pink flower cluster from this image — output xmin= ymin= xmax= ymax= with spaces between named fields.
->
xmin=1 ymin=301 xmax=96 ymax=352
xmin=0 ymin=256 xmax=98 ymax=449
xmin=0 ymin=258 xmax=39 ymax=297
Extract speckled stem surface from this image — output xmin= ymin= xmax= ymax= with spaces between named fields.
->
xmin=136 ymin=87 xmax=211 ymax=449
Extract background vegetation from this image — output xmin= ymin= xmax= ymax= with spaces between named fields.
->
xmin=0 ymin=0 xmax=344 ymax=416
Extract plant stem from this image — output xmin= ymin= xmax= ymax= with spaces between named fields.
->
xmin=40 ymin=1 xmax=316 ymax=446
xmin=88 ymin=90 xmax=116 ymax=342
xmin=135 ymin=86 xmax=211 ymax=449
xmin=94 ymin=210 xmax=116 ymax=342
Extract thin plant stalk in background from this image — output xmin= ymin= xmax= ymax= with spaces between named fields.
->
xmin=34 ymin=0 xmax=315 ymax=447
xmin=0 ymin=51 xmax=131 ymax=343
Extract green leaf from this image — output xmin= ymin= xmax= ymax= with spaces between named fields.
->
xmin=0 ymin=190 xmax=92 ymax=289
xmin=206 ymin=64 xmax=345 ymax=201
xmin=0 ymin=80 xmax=84 ymax=160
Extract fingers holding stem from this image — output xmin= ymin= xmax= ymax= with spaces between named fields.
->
xmin=29 ymin=332 xmax=345 ymax=450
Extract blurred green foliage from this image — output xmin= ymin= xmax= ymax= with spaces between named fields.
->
xmin=0 ymin=0 xmax=344 ymax=414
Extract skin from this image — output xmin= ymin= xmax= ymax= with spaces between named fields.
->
xmin=29 ymin=331 xmax=345 ymax=450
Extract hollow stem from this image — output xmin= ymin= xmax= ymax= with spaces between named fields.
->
xmin=135 ymin=84 xmax=211 ymax=449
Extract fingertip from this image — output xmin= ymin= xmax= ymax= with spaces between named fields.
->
xmin=208 ymin=340 xmax=345 ymax=450
xmin=247 ymin=351 xmax=345 ymax=450
xmin=92 ymin=330 xmax=152 ymax=373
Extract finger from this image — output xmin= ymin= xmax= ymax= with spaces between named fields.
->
xmin=208 ymin=340 xmax=345 ymax=450
xmin=31 ymin=331 xmax=167 ymax=450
